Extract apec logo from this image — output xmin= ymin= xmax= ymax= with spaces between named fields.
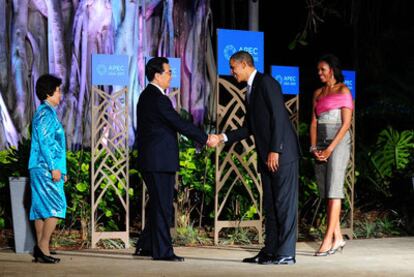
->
xmin=271 ymin=66 xmax=299 ymax=95
xmin=224 ymin=44 xmax=260 ymax=62
xmin=275 ymin=75 xmax=283 ymax=84
xmin=343 ymin=79 xmax=353 ymax=89
xmin=96 ymin=64 xmax=107 ymax=75
xmin=224 ymin=45 xmax=237 ymax=60
xmin=92 ymin=54 xmax=129 ymax=86
xmin=343 ymin=70 xmax=356 ymax=98
xmin=217 ymin=29 xmax=264 ymax=75
xmin=96 ymin=64 xmax=126 ymax=77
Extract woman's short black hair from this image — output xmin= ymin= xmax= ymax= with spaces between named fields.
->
xmin=318 ymin=54 xmax=344 ymax=83
xmin=145 ymin=57 xmax=169 ymax=82
xmin=35 ymin=74 xmax=62 ymax=101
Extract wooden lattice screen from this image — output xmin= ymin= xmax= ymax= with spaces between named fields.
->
xmin=214 ymin=78 xmax=263 ymax=244
xmin=91 ymin=87 xmax=129 ymax=248
xmin=284 ymin=95 xmax=299 ymax=131
xmin=342 ymin=110 xmax=355 ymax=239
xmin=213 ymin=79 xmax=303 ymax=245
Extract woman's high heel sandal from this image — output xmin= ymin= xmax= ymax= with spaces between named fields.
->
xmin=32 ymin=245 xmax=60 ymax=264
xmin=328 ymin=240 xmax=346 ymax=255
xmin=314 ymin=250 xmax=330 ymax=257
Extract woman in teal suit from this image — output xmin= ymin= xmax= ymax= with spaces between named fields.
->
xmin=28 ymin=74 xmax=66 ymax=263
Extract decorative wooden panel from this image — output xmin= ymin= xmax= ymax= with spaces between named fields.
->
xmin=214 ymin=78 xmax=263 ymax=245
xmin=342 ymin=109 xmax=355 ymax=239
xmin=91 ymin=87 xmax=129 ymax=248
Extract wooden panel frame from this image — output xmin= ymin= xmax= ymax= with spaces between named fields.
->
xmin=342 ymin=109 xmax=355 ymax=239
xmin=91 ymin=87 xmax=129 ymax=248
xmin=214 ymin=78 xmax=263 ymax=245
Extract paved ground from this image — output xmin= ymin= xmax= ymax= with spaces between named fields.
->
xmin=1 ymin=237 xmax=414 ymax=276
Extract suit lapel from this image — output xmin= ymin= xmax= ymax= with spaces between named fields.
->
xmin=249 ymin=72 xmax=262 ymax=108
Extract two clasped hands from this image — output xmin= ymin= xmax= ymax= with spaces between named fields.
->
xmin=206 ymin=134 xmax=222 ymax=148
xmin=311 ymin=147 xmax=333 ymax=162
xmin=205 ymin=134 xmax=280 ymax=173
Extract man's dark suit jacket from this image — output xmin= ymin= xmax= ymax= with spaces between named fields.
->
xmin=226 ymin=72 xmax=300 ymax=172
xmin=136 ymin=84 xmax=208 ymax=172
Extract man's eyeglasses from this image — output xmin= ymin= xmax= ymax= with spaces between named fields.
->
xmin=162 ymin=70 xmax=172 ymax=75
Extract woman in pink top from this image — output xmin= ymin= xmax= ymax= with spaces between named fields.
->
xmin=310 ymin=54 xmax=353 ymax=256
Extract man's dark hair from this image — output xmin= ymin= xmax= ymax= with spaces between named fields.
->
xmin=145 ymin=57 xmax=169 ymax=82
xmin=318 ymin=54 xmax=344 ymax=83
xmin=35 ymin=74 xmax=62 ymax=101
xmin=230 ymin=51 xmax=255 ymax=67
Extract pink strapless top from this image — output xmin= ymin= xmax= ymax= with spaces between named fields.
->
xmin=315 ymin=93 xmax=354 ymax=116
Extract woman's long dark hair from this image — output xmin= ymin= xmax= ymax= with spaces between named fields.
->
xmin=318 ymin=54 xmax=344 ymax=83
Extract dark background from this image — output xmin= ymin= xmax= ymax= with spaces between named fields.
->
xmin=211 ymin=0 xmax=414 ymax=143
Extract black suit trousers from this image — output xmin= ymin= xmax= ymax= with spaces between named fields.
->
xmin=137 ymin=171 xmax=175 ymax=259
xmin=261 ymin=160 xmax=298 ymax=257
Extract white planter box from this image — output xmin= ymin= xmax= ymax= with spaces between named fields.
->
xmin=9 ymin=177 xmax=35 ymax=253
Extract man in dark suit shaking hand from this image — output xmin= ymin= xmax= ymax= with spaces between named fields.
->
xmin=134 ymin=57 xmax=218 ymax=261
xmin=216 ymin=51 xmax=300 ymax=265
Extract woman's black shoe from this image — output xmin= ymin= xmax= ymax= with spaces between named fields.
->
xmin=32 ymin=245 xmax=60 ymax=264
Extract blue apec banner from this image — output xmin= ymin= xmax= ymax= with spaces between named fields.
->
xmin=217 ymin=29 xmax=264 ymax=75
xmin=145 ymin=57 xmax=181 ymax=88
xmin=92 ymin=54 xmax=129 ymax=86
xmin=270 ymin=66 xmax=300 ymax=95
xmin=343 ymin=70 xmax=356 ymax=98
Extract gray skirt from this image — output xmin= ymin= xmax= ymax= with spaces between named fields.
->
xmin=314 ymin=123 xmax=351 ymax=199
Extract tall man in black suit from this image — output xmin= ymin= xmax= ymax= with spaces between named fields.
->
xmin=217 ymin=51 xmax=300 ymax=265
xmin=134 ymin=57 xmax=217 ymax=261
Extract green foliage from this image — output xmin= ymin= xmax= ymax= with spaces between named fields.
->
xmin=0 ymin=207 xmax=5 ymax=229
xmin=64 ymin=149 xmax=139 ymax=242
xmin=64 ymin=150 xmax=92 ymax=240
xmin=0 ymin=137 xmax=31 ymax=185
xmin=177 ymin=136 xmax=215 ymax=227
xmin=174 ymin=217 xmax=212 ymax=246
xmin=243 ymin=206 xmax=257 ymax=220
xmin=354 ymin=212 xmax=403 ymax=239
xmin=364 ymin=127 xmax=414 ymax=197
xmin=221 ymin=227 xmax=253 ymax=245
xmin=96 ymin=239 xmax=126 ymax=249
xmin=1 ymin=122 xmax=412 ymax=245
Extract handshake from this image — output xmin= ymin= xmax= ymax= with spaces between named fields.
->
xmin=206 ymin=134 xmax=223 ymax=148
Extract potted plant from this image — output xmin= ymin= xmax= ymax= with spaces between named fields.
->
xmin=0 ymin=137 xmax=35 ymax=253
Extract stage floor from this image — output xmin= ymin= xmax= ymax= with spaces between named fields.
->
xmin=1 ymin=237 xmax=413 ymax=276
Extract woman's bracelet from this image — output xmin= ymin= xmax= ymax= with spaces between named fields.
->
xmin=309 ymin=146 xmax=318 ymax=152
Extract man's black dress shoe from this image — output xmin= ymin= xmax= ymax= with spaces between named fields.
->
xmin=273 ymin=255 xmax=296 ymax=265
xmin=242 ymin=250 xmax=272 ymax=263
xmin=133 ymin=248 xmax=152 ymax=257
xmin=258 ymin=255 xmax=296 ymax=265
xmin=153 ymin=254 xmax=185 ymax=262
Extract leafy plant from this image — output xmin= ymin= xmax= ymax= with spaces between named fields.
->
xmin=64 ymin=150 xmax=92 ymax=242
xmin=64 ymin=149 xmax=138 ymax=245
xmin=365 ymin=128 xmax=414 ymax=197
xmin=355 ymin=220 xmax=377 ymax=239
xmin=0 ymin=137 xmax=31 ymax=182
xmin=221 ymin=227 xmax=253 ymax=245
xmin=371 ymin=128 xmax=414 ymax=177
xmin=354 ymin=211 xmax=403 ymax=239
xmin=177 ymin=136 xmax=215 ymax=228
xmin=173 ymin=215 xmax=212 ymax=246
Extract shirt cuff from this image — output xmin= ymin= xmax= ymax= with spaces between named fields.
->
xmin=222 ymin=134 xmax=228 ymax=142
